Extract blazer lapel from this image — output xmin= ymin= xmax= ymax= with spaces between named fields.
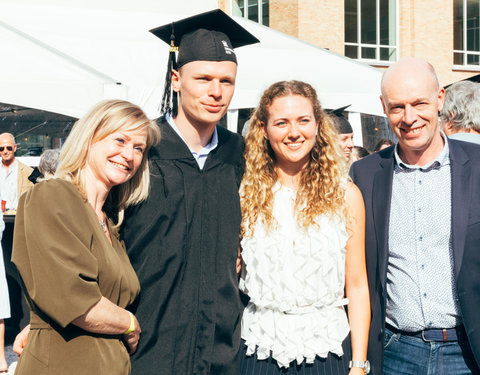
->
xmin=373 ymin=155 xmax=395 ymax=289
xmin=449 ymin=140 xmax=471 ymax=280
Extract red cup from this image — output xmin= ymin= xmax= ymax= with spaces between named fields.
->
xmin=1 ymin=200 xmax=6 ymax=212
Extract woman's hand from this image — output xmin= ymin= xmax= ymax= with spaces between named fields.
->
xmin=348 ymin=367 xmax=367 ymax=375
xmin=236 ymin=247 xmax=242 ymax=276
xmin=13 ymin=324 xmax=30 ymax=357
xmin=123 ymin=314 xmax=141 ymax=354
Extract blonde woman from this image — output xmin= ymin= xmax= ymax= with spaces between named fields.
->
xmin=239 ymin=81 xmax=370 ymax=374
xmin=12 ymin=100 xmax=160 ymax=375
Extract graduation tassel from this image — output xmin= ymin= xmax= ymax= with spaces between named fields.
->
xmin=160 ymin=26 xmax=178 ymax=117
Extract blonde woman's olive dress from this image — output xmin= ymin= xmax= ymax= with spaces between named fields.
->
xmin=12 ymin=179 xmax=140 ymax=375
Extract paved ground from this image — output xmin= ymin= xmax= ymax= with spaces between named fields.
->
xmin=4 ymin=345 xmax=17 ymax=374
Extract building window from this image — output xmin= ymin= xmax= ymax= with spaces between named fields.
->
xmin=454 ymin=0 xmax=480 ymax=66
xmin=345 ymin=0 xmax=397 ymax=62
xmin=233 ymin=0 xmax=269 ymax=26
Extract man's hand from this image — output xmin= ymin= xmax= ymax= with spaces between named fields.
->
xmin=13 ymin=324 xmax=30 ymax=357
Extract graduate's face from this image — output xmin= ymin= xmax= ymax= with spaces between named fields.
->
xmin=85 ymin=129 xmax=147 ymax=190
xmin=172 ymin=60 xmax=237 ymax=127
xmin=263 ymin=94 xmax=318 ymax=173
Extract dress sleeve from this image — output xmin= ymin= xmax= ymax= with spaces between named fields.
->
xmin=12 ymin=179 xmax=102 ymax=328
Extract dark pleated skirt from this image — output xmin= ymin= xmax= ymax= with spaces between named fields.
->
xmin=240 ymin=335 xmax=352 ymax=375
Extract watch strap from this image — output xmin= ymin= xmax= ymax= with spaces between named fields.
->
xmin=349 ymin=360 xmax=370 ymax=374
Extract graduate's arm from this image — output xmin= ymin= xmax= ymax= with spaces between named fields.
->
xmin=13 ymin=324 xmax=30 ymax=356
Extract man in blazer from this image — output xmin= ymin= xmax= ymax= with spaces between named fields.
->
xmin=351 ymin=57 xmax=480 ymax=375
xmin=0 ymin=132 xmax=33 ymax=210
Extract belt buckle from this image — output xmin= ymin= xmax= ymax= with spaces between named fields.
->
xmin=421 ymin=328 xmax=449 ymax=342
xmin=421 ymin=330 xmax=433 ymax=342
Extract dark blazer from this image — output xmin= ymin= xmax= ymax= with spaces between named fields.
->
xmin=350 ymin=138 xmax=480 ymax=375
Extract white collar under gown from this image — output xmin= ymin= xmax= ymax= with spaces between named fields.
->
xmin=0 ymin=216 xmax=11 ymax=320
xmin=239 ymin=183 xmax=349 ymax=368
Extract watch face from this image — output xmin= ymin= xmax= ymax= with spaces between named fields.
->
xmin=365 ymin=360 xmax=371 ymax=373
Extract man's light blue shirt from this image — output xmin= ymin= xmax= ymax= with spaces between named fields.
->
xmin=386 ymin=133 xmax=461 ymax=331
xmin=0 ymin=159 xmax=19 ymax=210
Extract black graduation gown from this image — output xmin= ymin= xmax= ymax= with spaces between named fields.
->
xmin=123 ymin=118 xmax=245 ymax=375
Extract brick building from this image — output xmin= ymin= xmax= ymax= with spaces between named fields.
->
xmin=220 ymin=0 xmax=480 ymax=87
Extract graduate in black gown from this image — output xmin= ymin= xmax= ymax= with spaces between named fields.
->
xmin=122 ymin=10 xmax=259 ymax=375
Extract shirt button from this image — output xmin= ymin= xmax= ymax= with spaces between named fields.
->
xmin=418 ymin=208 xmax=422 ymax=213
xmin=419 ymin=236 xmax=423 ymax=241
xmin=423 ymin=293 xmax=427 ymax=297
xmin=419 ymin=180 xmax=422 ymax=185
xmin=421 ymin=264 xmax=425 ymax=270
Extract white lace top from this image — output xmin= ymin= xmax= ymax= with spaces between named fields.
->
xmin=239 ymin=183 xmax=349 ymax=368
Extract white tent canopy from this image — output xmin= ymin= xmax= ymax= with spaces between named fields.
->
xmin=0 ymin=1 xmax=384 ymax=124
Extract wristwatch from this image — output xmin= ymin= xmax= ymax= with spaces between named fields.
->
xmin=349 ymin=360 xmax=370 ymax=374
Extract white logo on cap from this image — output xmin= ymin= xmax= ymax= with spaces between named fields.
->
xmin=222 ymin=40 xmax=235 ymax=55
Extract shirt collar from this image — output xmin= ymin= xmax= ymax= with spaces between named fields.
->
xmin=165 ymin=113 xmax=218 ymax=155
xmin=1 ymin=158 xmax=17 ymax=171
xmin=394 ymin=131 xmax=450 ymax=171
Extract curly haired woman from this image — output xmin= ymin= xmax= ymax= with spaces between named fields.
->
xmin=239 ymin=81 xmax=370 ymax=375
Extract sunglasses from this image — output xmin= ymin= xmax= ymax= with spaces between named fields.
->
xmin=0 ymin=146 xmax=13 ymax=152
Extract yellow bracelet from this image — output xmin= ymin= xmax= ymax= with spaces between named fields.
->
xmin=124 ymin=312 xmax=135 ymax=335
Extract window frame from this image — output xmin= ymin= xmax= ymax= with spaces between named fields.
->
xmin=453 ymin=0 xmax=480 ymax=70
xmin=344 ymin=0 xmax=399 ymax=64
xmin=231 ymin=0 xmax=269 ymax=26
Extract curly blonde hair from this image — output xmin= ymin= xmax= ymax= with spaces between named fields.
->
xmin=241 ymin=80 xmax=347 ymax=237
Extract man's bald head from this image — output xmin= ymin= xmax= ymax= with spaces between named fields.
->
xmin=0 ymin=132 xmax=17 ymax=166
xmin=0 ymin=133 xmax=15 ymax=144
xmin=381 ymin=57 xmax=440 ymax=97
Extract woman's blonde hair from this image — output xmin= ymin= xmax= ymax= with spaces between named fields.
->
xmin=56 ymin=99 xmax=161 ymax=226
xmin=241 ymin=80 xmax=347 ymax=237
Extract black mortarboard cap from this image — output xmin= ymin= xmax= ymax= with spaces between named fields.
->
xmin=150 ymin=9 xmax=259 ymax=116
xmin=327 ymin=105 xmax=353 ymax=134
xmin=151 ymin=9 xmax=259 ymax=68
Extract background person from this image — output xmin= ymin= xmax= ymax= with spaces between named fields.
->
xmin=240 ymin=80 xmax=370 ymax=374
xmin=37 ymin=149 xmax=61 ymax=180
xmin=351 ymin=57 xmax=480 ymax=374
xmin=372 ymin=138 xmax=394 ymax=152
xmin=27 ymin=149 xmax=61 ymax=184
xmin=440 ymin=80 xmax=480 ymax=145
xmin=12 ymin=99 xmax=160 ymax=374
xmin=0 ymin=133 xmax=33 ymax=211
xmin=329 ymin=106 xmax=355 ymax=161
xmin=351 ymin=146 xmax=370 ymax=162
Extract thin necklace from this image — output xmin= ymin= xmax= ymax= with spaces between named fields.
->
xmin=99 ymin=219 xmax=108 ymax=233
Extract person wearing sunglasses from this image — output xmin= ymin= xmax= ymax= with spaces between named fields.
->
xmin=0 ymin=133 xmax=33 ymax=211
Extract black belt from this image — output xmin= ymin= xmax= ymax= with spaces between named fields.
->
xmin=386 ymin=324 xmax=464 ymax=342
